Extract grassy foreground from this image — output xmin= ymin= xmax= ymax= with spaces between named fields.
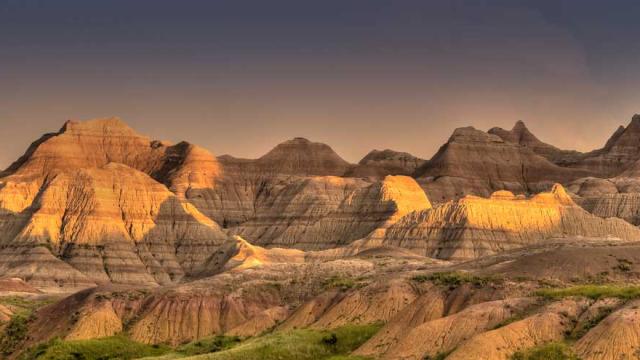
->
xmin=174 ymin=324 xmax=380 ymax=360
xmin=20 ymin=323 xmax=380 ymax=360
xmin=20 ymin=336 xmax=172 ymax=360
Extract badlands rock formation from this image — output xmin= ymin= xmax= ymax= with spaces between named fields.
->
xmin=232 ymin=175 xmax=431 ymax=250
xmin=7 ymin=116 xmax=640 ymax=359
xmin=252 ymin=137 xmax=353 ymax=176
xmin=0 ymin=163 xmax=233 ymax=290
xmin=347 ymin=149 xmax=426 ymax=178
xmin=489 ymin=120 xmax=583 ymax=165
xmin=413 ymin=126 xmax=589 ymax=202
xmin=381 ymin=185 xmax=640 ymax=260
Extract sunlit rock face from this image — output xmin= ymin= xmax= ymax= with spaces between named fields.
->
xmin=0 ymin=117 xmax=221 ymax=214
xmin=382 ymin=184 xmax=640 ymax=260
xmin=0 ymin=163 xmax=233 ymax=289
xmin=347 ymin=149 xmax=426 ymax=178
xmin=231 ymin=175 xmax=431 ymax=250
xmin=414 ymin=126 xmax=589 ymax=203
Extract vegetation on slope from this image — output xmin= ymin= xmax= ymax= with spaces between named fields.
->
xmin=536 ymin=284 xmax=640 ymax=300
xmin=0 ymin=296 xmax=56 ymax=357
xmin=20 ymin=335 xmax=172 ymax=360
xmin=176 ymin=336 xmax=242 ymax=356
xmin=19 ymin=323 xmax=380 ymax=360
xmin=412 ymin=271 xmax=501 ymax=287
xmin=511 ymin=342 xmax=580 ymax=360
xmin=177 ymin=324 xmax=381 ymax=360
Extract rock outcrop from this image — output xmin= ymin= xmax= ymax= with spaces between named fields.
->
xmin=347 ymin=149 xmax=426 ymax=178
xmin=231 ymin=175 xmax=431 ymax=250
xmin=447 ymin=299 xmax=588 ymax=360
xmin=414 ymin=126 xmax=588 ymax=202
xmin=254 ymin=137 xmax=353 ymax=176
xmin=381 ymin=185 xmax=640 ymax=260
xmin=574 ymin=301 xmax=640 ymax=360
xmin=489 ymin=120 xmax=583 ymax=165
xmin=0 ymin=160 xmax=234 ymax=289
xmin=361 ymin=297 xmax=538 ymax=360
xmin=570 ymin=115 xmax=640 ymax=177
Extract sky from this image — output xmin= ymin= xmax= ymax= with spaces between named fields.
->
xmin=2 ymin=0 xmax=640 ymax=167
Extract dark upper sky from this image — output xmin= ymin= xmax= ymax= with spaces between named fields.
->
xmin=2 ymin=0 xmax=640 ymax=167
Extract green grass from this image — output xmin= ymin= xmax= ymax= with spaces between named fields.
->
xmin=19 ymin=335 xmax=172 ymax=360
xmin=184 ymin=323 xmax=381 ymax=360
xmin=0 ymin=314 xmax=30 ymax=356
xmin=511 ymin=342 xmax=580 ymax=360
xmin=536 ymin=285 xmax=640 ymax=300
xmin=323 ymin=276 xmax=359 ymax=291
xmin=0 ymin=296 xmax=55 ymax=356
xmin=177 ymin=336 xmax=242 ymax=356
xmin=412 ymin=271 xmax=501 ymax=287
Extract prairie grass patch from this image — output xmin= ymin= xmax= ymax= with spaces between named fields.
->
xmin=511 ymin=342 xmax=579 ymax=360
xmin=323 ymin=276 xmax=360 ymax=291
xmin=193 ymin=323 xmax=381 ymax=360
xmin=19 ymin=335 xmax=172 ymax=360
xmin=536 ymin=284 xmax=640 ymax=300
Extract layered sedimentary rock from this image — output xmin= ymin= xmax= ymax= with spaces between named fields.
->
xmin=0 ymin=163 xmax=233 ymax=288
xmin=574 ymin=301 xmax=640 ymax=360
xmin=447 ymin=299 xmax=588 ymax=360
xmin=180 ymin=137 xmax=354 ymax=227
xmin=569 ymin=115 xmax=640 ymax=177
xmin=489 ymin=120 xmax=583 ymax=165
xmin=569 ymin=177 xmax=640 ymax=225
xmin=381 ymin=185 xmax=640 ymax=260
xmin=0 ymin=117 xmax=221 ymax=215
xmin=24 ymin=257 xmax=376 ymax=346
xmin=254 ymin=137 xmax=353 ymax=176
xmin=231 ymin=175 xmax=431 ymax=250
xmin=347 ymin=149 xmax=426 ymax=178
xmin=362 ymin=297 xmax=538 ymax=360
xmin=414 ymin=126 xmax=588 ymax=202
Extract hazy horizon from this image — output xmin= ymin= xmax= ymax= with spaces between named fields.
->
xmin=3 ymin=0 xmax=640 ymax=167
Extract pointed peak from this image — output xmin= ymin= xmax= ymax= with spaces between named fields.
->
xmin=512 ymin=120 xmax=528 ymax=131
xmin=514 ymin=119 xmax=526 ymax=127
xmin=550 ymin=183 xmax=574 ymax=205
xmin=628 ymin=114 xmax=640 ymax=129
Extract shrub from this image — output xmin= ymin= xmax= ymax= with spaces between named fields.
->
xmin=511 ymin=342 xmax=579 ymax=360
xmin=178 ymin=335 xmax=242 ymax=356
xmin=412 ymin=271 xmax=501 ymax=287
xmin=323 ymin=276 xmax=358 ymax=291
